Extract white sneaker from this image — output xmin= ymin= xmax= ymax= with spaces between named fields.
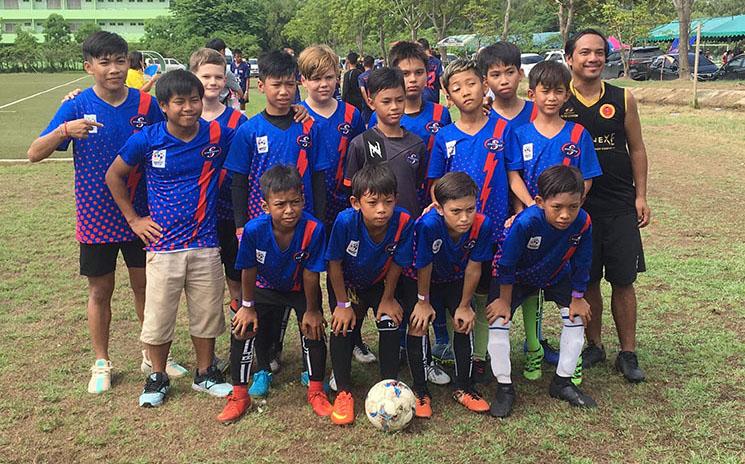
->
xmin=88 ymin=359 xmax=112 ymax=394
xmin=329 ymin=371 xmax=338 ymax=392
xmin=426 ymin=361 xmax=451 ymax=385
xmin=141 ymin=350 xmax=189 ymax=378
xmin=353 ymin=343 xmax=377 ymax=364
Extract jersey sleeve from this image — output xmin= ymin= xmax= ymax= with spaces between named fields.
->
xmin=442 ymin=107 xmax=452 ymax=125
xmin=368 ymin=112 xmax=378 ymax=127
xmin=325 ymin=214 xmax=348 ymax=261
xmin=215 ymin=127 xmax=235 ymax=170
xmin=413 ymin=218 xmax=436 ymax=269
xmin=578 ymin=129 xmax=603 ymax=180
xmin=148 ymin=97 xmax=165 ymax=124
xmin=504 ymin=128 xmax=524 ymax=172
xmin=470 ymin=216 xmax=496 ymax=263
xmin=39 ymin=100 xmax=77 ymax=151
xmin=224 ymin=124 xmax=253 ymax=175
xmin=570 ymin=216 xmax=593 ymax=292
xmin=351 ymin=109 xmax=366 ymax=138
xmin=496 ymin=220 xmax=529 ymax=285
xmin=305 ymin=221 xmax=327 ymax=273
xmin=393 ymin=215 xmax=415 ymax=268
xmin=343 ymin=135 xmax=365 ymax=187
xmin=427 ymin=132 xmax=447 ymax=179
xmin=357 ymin=73 xmax=366 ymax=89
xmin=235 ymin=224 xmax=258 ymax=269
xmin=310 ymin=123 xmax=332 ymax=172
xmin=117 ymin=131 xmax=149 ymax=167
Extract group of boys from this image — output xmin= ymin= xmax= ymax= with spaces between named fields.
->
xmin=30 ymin=28 xmax=643 ymax=426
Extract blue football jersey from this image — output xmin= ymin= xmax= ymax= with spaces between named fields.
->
xmin=489 ymin=99 xmax=537 ymax=131
xmin=208 ymin=106 xmax=247 ymax=222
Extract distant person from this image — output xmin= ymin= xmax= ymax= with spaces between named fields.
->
xmin=417 ymin=38 xmax=443 ymax=104
xmin=231 ymin=48 xmax=251 ymax=110
xmin=284 ymin=47 xmax=303 ymax=104
xmin=358 ymin=55 xmax=375 ymax=124
xmin=341 ymin=52 xmax=365 ymax=113
xmin=126 ymin=50 xmax=159 ymax=92
xmin=206 ymin=38 xmax=244 ymax=107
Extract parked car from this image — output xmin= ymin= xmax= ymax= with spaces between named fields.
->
xmin=544 ymin=50 xmax=568 ymax=67
xmin=716 ymin=53 xmax=745 ymax=80
xmin=647 ymin=53 xmax=719 ymax=81
xmin=163 ymin=58 xmax=186 ymax=72
xmin=249 ymin=58 xmax=259 ymax=77
xmin=602 ymin=46 xmax=663 ymax=80
xmin=521 ymin=53 xmax=544 ymax=76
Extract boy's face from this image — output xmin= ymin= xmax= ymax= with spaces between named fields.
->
xmin=528 ymin=84 xmax=570 ymax=117
xmin=84 ymin=53 xmax=129 ymax=91
xmin=261 ymin=189 xmax=304 ymax=229
xmin=567 ymin=34 xmax=606 ymax=81
xmin=301 ymin=67 xmax=338 ymax=103
xmin=159 ymin=89 xmax=203 ymax=129
xmin=445 ymin=69 xmax=486 ymax=114
xmin=536 ymin=192 xmax=582 ymax=230
xmin=194 ymin=64 xmax=226 ymax=101
xmin=258 ymin=75 xmax=296 ymax=112
xmin=436 ymin=196 xmax=477 ymax=235
xmin=396 ymin=58 xmax=427 ymax=99
xmin=369 ymin=87 xmax=405 ymax=126
xmin=351 ymin=192 xmax=396 ymax=228
xmin=485 ymin=63 xmax=523 ymax=101
xmin=234 ymin=53 xmax=242 ymax=62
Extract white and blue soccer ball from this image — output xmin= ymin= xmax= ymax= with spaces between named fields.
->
xmin=364 ymin=379 xmax=416 ymax=432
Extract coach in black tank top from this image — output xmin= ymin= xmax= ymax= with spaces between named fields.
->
xmin=562 ymin=29 xmax=651 ymax=384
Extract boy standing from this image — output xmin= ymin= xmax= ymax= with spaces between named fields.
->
xmin=358 ymin=55 xmax=375 ymax=124
xmin=486 ymin=166 xmax=597 ymax=417
xmin=27 ymin=31 xmax=174 ymax=394
xmin=326 ymin=164 xmax=414 ymax=425
xmin=106 ymin=70 xmax=233 ymax=407
xmin=417 ymin=38 xmax=444 ymax=104
xmin=218 ymin=165 xmax=331 ymax=424
xmin=231 ymin=48 xmax=251 ymax=110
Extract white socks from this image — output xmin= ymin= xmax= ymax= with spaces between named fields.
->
xmin=488 ymin=318 xmax=512 ymax=384
xmin=557 ymin=306 xmax=584 ymax=378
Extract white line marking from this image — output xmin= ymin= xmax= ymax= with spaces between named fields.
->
xmin=0 ymin=158 xmax=73 ymax=163
xmin=0 ymin=110 xmax=17 ymax=113
xmin=0 ymin=75 xmax=89 ymax=110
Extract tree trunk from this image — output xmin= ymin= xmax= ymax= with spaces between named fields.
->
xmin=673 ymin=0 xmax=692 ymax=79
xmin=502 ymin=0 xmax=512 ymax=41
xmin=379 ymin=23 xmax=388 ymax=65
xmin=556 ymin=0 xmax=575 ymax=45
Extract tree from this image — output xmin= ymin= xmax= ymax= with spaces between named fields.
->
xmin=601 ymin=0 xmax=666 ymax=78
xmin=13 ymin=30 xmax=40 ymax=72
xmin=555 ymin=0 xmax=576 ymax=44
xmin=43 ymin=13 xmax=71 ymax=44
xmin=391 ymin=0 xmax=427 ymax=40
xmin=74 ymin=23 xmax=101 ymax=44
xmin=425 ymin=0 xmax=462 ymax=50
xmin=672 ymin=0 xmax=693 ymax=79
xmin=502 ymin=0 xmax=512 ymax=41
xmin=694 ymin=0 xmax=745 ymax=16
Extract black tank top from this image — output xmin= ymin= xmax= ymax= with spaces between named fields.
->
xmin=561 ymin=82 xmax=636 ymax=218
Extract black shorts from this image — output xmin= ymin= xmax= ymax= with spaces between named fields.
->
xmin=488 ymin=277 xmax=572 ymax=315
xmin=218 ymin=220 xmax=241 ymax=282
xmin=589 ymin=213 xmax=646 ymax=286
xmin=79 ymin=239 xmax=145 ymax=277
xmin=255 ymin=287 xmax=307 ymax=316
xmin=397 ymin=276 xmax=463 ymax=319
xmin=328 ymin=281 xmax=385 ymax=317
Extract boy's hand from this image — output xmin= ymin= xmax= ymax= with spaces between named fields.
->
xmin=377 ymin=297 xmax=403 ymax=326
xmin=128 ymin=215 xmax=162 ymax=246
xmin=331 ymin=306 xmax=355 ymax=336
xmin=235 ymin=227 xmax=244 ymax=242
xmin=486 ymin=298 xmax=511 ymax=325
xmin=301 ymin=310 xmax=326 ymax=341
xmin=504 ymin=214 xmax=517 ymax=228
xmin=409 ymin=301 xmax=435 ymax=332
xmin=482 ymin=95 xmax=494 ymax=116
xmin=292 ymin=104 xmax=311 ymax=123
xmin=569 ymin=297 xmax=591 ymax=327
xmin=453 ymin=305 xmax=476 ymax=334
xmin=66 ymin=118 xmax=104 ymax=139
xmin=232 ymin=306 xmax=258 ymax=338
xmin=421 ymin=202 xmax=437 ymax=215
xmin=62 ymin=88 xmax=82 ymax=102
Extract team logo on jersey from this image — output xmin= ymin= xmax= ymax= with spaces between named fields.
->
xmin=256 ymin=135 xmax=269 ymax=154
xmin=522 ymin=143 xmax=534 ymax=161
xmin=406 ymin=152 xmax=419 ymax=166
xmin=446 ymin=140 xmax=457 ymax=158
xmin=296 ymin=134 xmax=312 ymax=149
xmin=561 ymin=143 xmax=581 ymax=159
xmin=527 ymin=236 xmax=542 ymax=250
xmin=346 ymin=240 xmax=359 ymax=257
xmin=569 ymin=233 xmax=582 ymax=246
xmin=294 ymin=250 xmax=309 ymax=263
xmin=152 ymin=149 xmax=166 ymax=168
xmin=425 ymin=120 xmax=442 ymax=134
xmin=367 ymin=141 xmax=382 ymax=158
xmin=256 ymin=249 xmax=266 ymax=264
xmin=385 ymin=241 xmax=399 ymax=255
xmin=130 ymin=114 xmax=148 ymax=130
xmin=83 ymin=114 xmax=98 ymax=134
xmin=337 ymin=122 xmax=352 ymax=135
xmin=201 ymin=144 xmax=222 ymax=159
xmin=599 ymin=103 xmax=616 ymax=119
xmin=462 ymin=238 xmax=477 ymax=250
xmin=484 ymin=137 xmax=504 ymax=152
xmin=432 ymin=239 xmax=442 ymax=254
xmin=562 ymin=106 xmax=578 ymax=119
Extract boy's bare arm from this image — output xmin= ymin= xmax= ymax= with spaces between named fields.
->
xmin=27 ymin=118 xmax=103 ymax=162
xmin=507 ymin=171 xmax=534 ymax=207
xmin=105 ymin=157 xmax=161 ymax=245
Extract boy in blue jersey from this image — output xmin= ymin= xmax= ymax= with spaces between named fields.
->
xmin=417 ymin=38 xmax=444 ymax=104
xmin=106 ymin=70 xmax=234 ymax=407
xmin=428 ymin=59 xmax=528 ymax=383
xmin=27 ymin=31 xmax=173 ymax=394
xmin=326 ymin=163 xmax=414 ymax=425
xmin=358 ymin=55 xmax=375 ymax=124
xmin=401 ymin=172 xmax=494 ymax=418
xmin=217 ymin=165 xmax=331 ymax=424
xmin=486 ymin=165 xmax=596 ymax=416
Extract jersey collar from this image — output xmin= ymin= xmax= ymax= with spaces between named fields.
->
xmin=570 ymin=80 xmax=605 ymax=108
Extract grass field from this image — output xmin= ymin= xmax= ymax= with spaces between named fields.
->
xmin=0 ymin=75 xmax=744 ymax=463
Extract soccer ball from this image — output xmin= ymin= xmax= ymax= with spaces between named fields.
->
xmin=364 ymin=379 xmax=416 ymax=432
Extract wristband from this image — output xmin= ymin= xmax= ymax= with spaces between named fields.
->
xmin=241 ymin=299 xmax=255 ymax=308
xmin=63 ymin=121 xmax=69 ymax=137
xmin=417 ymin=293 xmax=429 ymax=302
xmin=571 ymin=291 xmax=584 ymax=299
xmin=336 ymin=301 xmax=351 ymax=309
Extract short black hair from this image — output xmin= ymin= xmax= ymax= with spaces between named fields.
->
xmin=476 ymin=42 xmax=521 ymax=75
xmin=528 ymin=60 xmax=571 ymax=90
xmin=367 ymin=67 xmax=405 ymax=98
xmin=155 ymin=69 xmax=204 ymax=104
xmin=128 ymin=50 xmax=143 ymax=70
xmin=82 ymin=31 xmax=128 ymax=61
xmin=205 ymin=38 xmax=227 ymax=52
xmin=260 ymin=164 xmax=303 ymax=199
xmin=538 ymin=165 xmax=584 ymax=199
xmin=233 ymin=48 xmax=242 ymax=56
xmin=417 ymin=38 xmax=431 ymax=50
xmin=351 ymin=163 xmax=397 ymax=199
xmin=389 ymin=41 xmax=428 ymax=69
xmin=258 ymin=50 xmax=297 ymax=81
xmin=363 ymin=55 xmax=375 ymax=68
xmin=433 ymin=172 xmax=479 ymax=205
xmin=565 ymin=28 xmax=609 ymax=58
xmin=347 ymin=52 xmax=359 ymax=65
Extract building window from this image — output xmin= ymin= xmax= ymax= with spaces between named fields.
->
xmin=4 ymin=23 xmax=16 ymax=33
xmin=48 ymin=0 xmax=61 ymax=7
xmin=3 ymin=0 xmax=19 ymax=8
xmin=67 ymin=0 xmax=81 ymax=9
xmin=117 ymin=22 xmax=123 ymax=25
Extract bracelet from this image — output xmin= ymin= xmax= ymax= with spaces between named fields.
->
xmin=336 ymin=301 xmax=351 ymax=309
xmin=417 ymin=293 xmax=429 ymax=302
xmin=571 ymin=291 xmax=584 ymax=299
xmin=63 ymin=121 xmax=69 ymax=138
xmin=241 ymin=299 xmax=255 ymax=308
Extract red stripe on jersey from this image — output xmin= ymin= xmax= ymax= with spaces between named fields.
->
xmin=562 ymin=122 xmax=585 ymax=166
xmin=479 ymin=118 xmax=508 ymax=213
xmin=126 ymin=164 xmax=142 ymax=203
xmin=191 ymin=161 xmax=216 ymax=240
xmin=297 ymin=119 xmax=313 ymax=177
xmin=227 ymin=109 xmax=242 ymax=129
xmin=291 ymin=220 xmax=318 ymax=291
xmin=462 ymin=213 xmax=486 ymax=261
xmin=548 ymin=214 xmax=592 ymax=282
xmin=209 ymin=120 xmax=221 ymax=144
xmin=335 ymin=103 xmax=356 ymax=190
xmin=529 ymin=103 xmax=538 ymax=122
xmin=218 ymin=168 xmax=228 ymax=188
xmin=372 ymin=211 xmax=411 ymax=284
xmin=137 ymin=91 xmax=152 ymax=118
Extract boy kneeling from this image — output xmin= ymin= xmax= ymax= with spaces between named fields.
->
xmin=486 ymin=165 xmax=596 ymax=417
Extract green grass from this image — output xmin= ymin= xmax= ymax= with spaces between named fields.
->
xmin=0 ymin=100 xmax=744 ymax=462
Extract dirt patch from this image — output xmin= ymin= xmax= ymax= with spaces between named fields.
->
xmin=630 ymin=86 xmax=745 ymax=109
